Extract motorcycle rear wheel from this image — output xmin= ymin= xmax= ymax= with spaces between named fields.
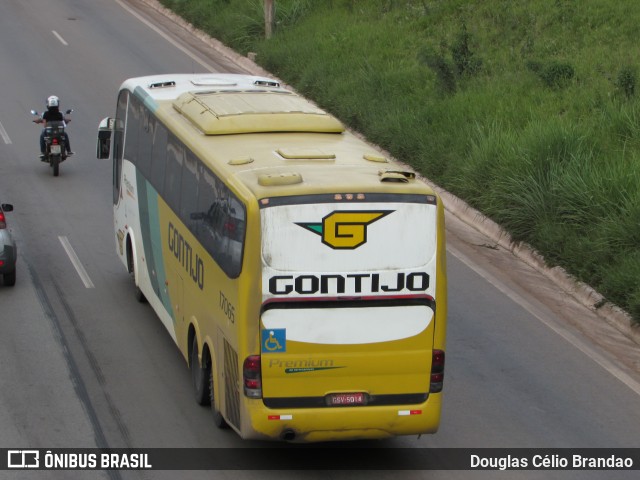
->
xmin=51 ymin=154 xmax=60 ymax=176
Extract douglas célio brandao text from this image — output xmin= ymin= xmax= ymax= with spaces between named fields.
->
xmin=470 ymin=453 xmax=634 ymax=470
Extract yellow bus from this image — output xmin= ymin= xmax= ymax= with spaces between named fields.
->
xmin=97 ymin=74 xmax=447 ymax=442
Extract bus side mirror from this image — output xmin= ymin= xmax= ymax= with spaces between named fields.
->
xmin=97 ymin=117 xmax=114 ymax=159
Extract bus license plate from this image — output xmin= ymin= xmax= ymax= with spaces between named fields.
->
xmin=50 ymin=145 xmax=62 ymax=154
xmin=328 ymin=392 xmax=365 ymax=406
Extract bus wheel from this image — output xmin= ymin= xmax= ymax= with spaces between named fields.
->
xmin=191 ymin=336 xmax=211 ymax=406
xmin=127 ymin=240 xmax=146 ymax=303
xmin=209 ymin=368 xmax=229 ymax=429
xmin=133 ymin=282 xmax=146 ymax=303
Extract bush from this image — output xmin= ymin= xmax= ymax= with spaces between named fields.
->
xmin=615 ymin=65 xmax=637 ymax=99
xmin=418 ymin=48 xmax=457 ymax=94
xmin=540 ymin=61 xmax=575 ymax=88
xmin=451 ymin=23 xmax=482 ymax=77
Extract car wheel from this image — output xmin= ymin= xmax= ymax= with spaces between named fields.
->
xmin=3 ymin=270 xmax=16 ymax=286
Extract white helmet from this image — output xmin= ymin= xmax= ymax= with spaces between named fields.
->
xmin=47 ymin=95 xmax=59 ymax=108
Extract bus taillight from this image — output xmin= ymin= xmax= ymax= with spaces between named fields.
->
xmin=430 ymin=350 xmax=445 ymax=393
xmin=243 ymin=355 xmax=262 ymax=398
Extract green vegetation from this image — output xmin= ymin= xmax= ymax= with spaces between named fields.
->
xmin=158 ymin=0 xmax=640 ymax=323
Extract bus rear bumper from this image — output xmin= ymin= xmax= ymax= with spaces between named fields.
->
xmin=245 ymin=394 xmax=442 ymax=443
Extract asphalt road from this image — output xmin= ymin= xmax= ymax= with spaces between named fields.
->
xmin=0 ymin=1 xmax=639 ymax=479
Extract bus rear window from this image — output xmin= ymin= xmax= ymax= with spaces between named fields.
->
xmin=260 ymin=201 xmax=437 ymax=273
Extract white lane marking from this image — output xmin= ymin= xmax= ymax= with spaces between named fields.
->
xmin=114 ymin=0 xmax=214 ymax=72
xmin=59 ymin=236 xmax=95 ymax=288
xmin=0 ymin=121 xmax=11 ymax=144
xmin=448 ymin=244 xmax=640 ymax=398
xmin=52 ymin=30 xmax=68 ymax=46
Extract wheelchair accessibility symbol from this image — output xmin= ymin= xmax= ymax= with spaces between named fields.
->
xmin=262 ymin=329 xmax=286 ymax=353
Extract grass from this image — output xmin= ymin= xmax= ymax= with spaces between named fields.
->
xmin=157 ymin=0 xmax=640 ymax=323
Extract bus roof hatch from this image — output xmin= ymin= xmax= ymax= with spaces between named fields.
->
xmin=173 ymin=91 xmax=345 ymax=135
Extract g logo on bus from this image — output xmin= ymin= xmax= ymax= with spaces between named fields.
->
xmin=296 ymin=210 xmax=393 ymax=249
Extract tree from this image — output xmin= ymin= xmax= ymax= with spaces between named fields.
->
xmin=265 ymin=0 xmax=274 ymax=39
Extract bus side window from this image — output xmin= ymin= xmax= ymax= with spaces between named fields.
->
xmin=194 ymin=168 xmax=217 ymax=255
xmin=179 ymin=151 xmax=199 ymax=227
xmin=191 ymin=163 xmax=245 ymax=278
xmin=150 ymin=121 xmax=168 ymax=193
xmin=164 ymin=134 xmax=184 ymax=214
xmin=113 ymin=91 xmax=127 ymax=205
xmin=225 ymin=196 xmax=246 ymax=277
xmin=137 ymin=109 xmax=154 ymax=179
xmin=125 ymin=95 xmax=141 ymax=165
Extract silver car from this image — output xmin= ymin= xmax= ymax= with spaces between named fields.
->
xmin=0 ymin=203 xmax=16 ymax=286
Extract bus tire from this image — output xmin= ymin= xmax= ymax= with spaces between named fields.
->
xmin=127 ymin=238 xmax=146 ymax=303
xmin=133 ymin=282 xmax=146 ymax=303
xmin=209 ymin=368 xmax=229 ymax=429
xmin=191 ymin=335 xmax=211 ymax=406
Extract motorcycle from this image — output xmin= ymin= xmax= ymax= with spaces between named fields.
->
xmin=31 ymin=109 xmax=73 ymax=177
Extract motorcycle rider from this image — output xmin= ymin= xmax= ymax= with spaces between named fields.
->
xmin=36 ymin=95 xmax=73 ymax=158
